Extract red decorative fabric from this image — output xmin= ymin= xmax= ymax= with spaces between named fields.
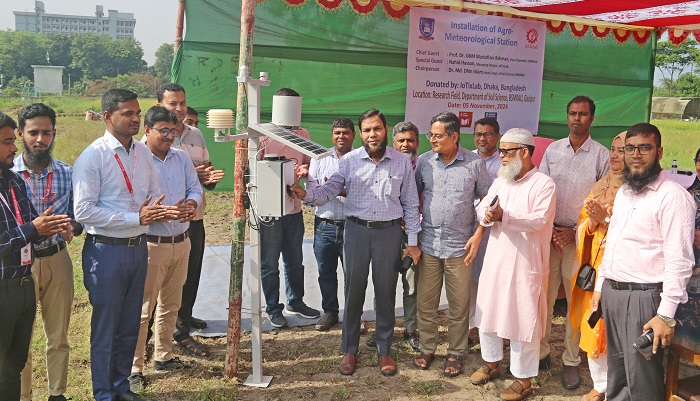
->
xmin=318 ymin=0 xmax=343 ymax=10
xmin=569 ymin=23 xmax=590 ymax=37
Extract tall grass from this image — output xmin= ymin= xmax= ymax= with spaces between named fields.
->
xmin=652 ymin=119 xmax=700 ymax=171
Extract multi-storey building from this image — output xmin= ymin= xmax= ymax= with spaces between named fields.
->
xmin=14 ymin=1 xmax=136 ymax=40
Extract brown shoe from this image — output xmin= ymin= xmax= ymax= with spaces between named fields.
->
xmin=499 ymin=380 xmax=533 ymax=401
xmin=470 ymin=364 xmax=501 ymax=385
xmin=360 ymin=321 xmax=368 ymax=335
xmin=378 ymin=355 xmax=397 ymax=376
xmin=338 ymin=353 xmax=356 ymax=375
xmin=562 ymin=365 xmax=580 ymax=389
xmin=581 ymin=389 xmax=605 ymax=401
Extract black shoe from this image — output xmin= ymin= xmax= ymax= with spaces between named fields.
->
xmin=48 ymin=396 xmax=68 ymax=401
xmin=404 ymin=331 xmax=420 ymax=352
xmin=116 ymin=391 xmax=155 ymax=401
xmin=154 ymin=357 xmax=190 ymax=373
xmin=128 ymin=373 xmax=146 ymax=393
xmin=315 ymin=313 xmax=338 ymax=331
xmin=539 ymin=354 xmax=551 ymax=370
xmin=366 ymin=333 xmax=377 ymax=348
xmin=191 ymin=316 xmax=208 ymax=330
xmin=269 ymin=312 xmax=288 ymax=328
xmin=285 ymin=303 xmax=321 ymax=319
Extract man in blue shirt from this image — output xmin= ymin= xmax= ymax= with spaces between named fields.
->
xmin=0 ymin=111 xmax=71 ymax=401
xmin=129 ymin=106 xmax=202 ymax=392
xmin=13 ymin=103 xmax=82 ymax=401
xmin=73 ymin=89 xmax=181 ymax=401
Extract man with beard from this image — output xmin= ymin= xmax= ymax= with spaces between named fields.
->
xmin=0 ymin=111 xmax=71 ymax=401
xmin=413 ymin=112 xmax=491 ymax=377
xmin=13 ymin=103 xmax=82 ymax=401
xmin=73 ymin=89 xmax=180 ymax=401
xmin=539 ymin=96 xmax=609 ymax=389
xmin=289 ymin=108 xmax=421 ymax=377
xmin=469 ymin=128 xmax=555 ymax=401
xmin=365 ymin=121 xmax=420 ymax=350
xmin=590 ymin=123 xmax=695 ymax=401
xmin=306 ymin=118 xmax=355 ymax=331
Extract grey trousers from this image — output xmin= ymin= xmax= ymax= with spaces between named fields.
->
xmin=601 ymin=280 xmax=665 ymax=401
xmin=341 ymin=219 xmax=402 ymax=356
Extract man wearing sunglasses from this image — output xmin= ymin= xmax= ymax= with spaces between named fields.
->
xmin=130 ymin=106 xmax=202 ymax=392
xmin=539 ymin=96 xmax=609 ymax=389
xmin=590 ymin=123 xmax=694 ymax=401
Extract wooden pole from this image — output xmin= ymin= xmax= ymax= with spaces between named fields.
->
xmin=225 ymin=0 xmax=255 ymax=379
xmin=174 ymin=0 xmax=185 ymax=52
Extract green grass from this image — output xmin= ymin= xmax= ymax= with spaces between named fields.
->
xmin=651 ymin=119 xmax=700 ymax=171
xmin=0 ymin=96 xmax=157 ymax=116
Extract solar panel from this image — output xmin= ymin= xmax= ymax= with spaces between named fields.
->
xmin=248 ymin=123 xmax=333 ymax=160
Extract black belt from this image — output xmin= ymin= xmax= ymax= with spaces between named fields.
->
xmin=0 ymin=275 xmax=32 ymax=288
xmin=347 ymin=216 xmax=401 ymax=229
xmin=146 ymin=231 xmax=189 ymax=244
xmin=35 ymin=241 xmax=66 ymax=258
xmin=608 ymin=279 xmax=663 ymax=291
xmin=317 ymin=216 xmax=345 ymax=227
xmin=87 ymin=234 xmax=145 ymax=247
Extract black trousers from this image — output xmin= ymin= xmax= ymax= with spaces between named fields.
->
xmin=174 ymin=219 xmax=205 ymax=341
xmin=602 ymin=280 xmax=665 ymax=401
xmin=0 ymin=279 xmax=36 ymax=401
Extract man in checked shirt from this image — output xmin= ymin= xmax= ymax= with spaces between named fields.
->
xmin=12 ymin=104 xmax=83 ymax=401
xmin=0 ymin=111 xmax=72 ymax=401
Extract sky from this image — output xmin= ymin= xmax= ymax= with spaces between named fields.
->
xmin=1 ymin=0 xmax=178 ymax=65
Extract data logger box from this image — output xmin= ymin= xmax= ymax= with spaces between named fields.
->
xmin=256 ymin=157 xmax=295 ymax=217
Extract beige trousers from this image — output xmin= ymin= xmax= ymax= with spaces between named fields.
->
xmin=20 ymin=247 xmax=74 ymax=400
xmin=416 ymin=253 xmax=472 ymax=356
xmin=540 ymin=242 xmax=581 ymax=366
xmin=132 ymin=239 xmax=190 ymax=373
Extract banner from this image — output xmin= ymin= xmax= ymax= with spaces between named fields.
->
xmin=406 ymin=8 xmax=546 ymax=135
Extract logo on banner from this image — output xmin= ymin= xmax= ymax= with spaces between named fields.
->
xmin=459 ymin=111 xmax=473 ymax=128
xmin=485 ymin=112 xmax=498 ymax=119
xmin=525 ymin=28 xmax=539 ymax=49
xmin=419 ymin=17 xmax=435 ymax=41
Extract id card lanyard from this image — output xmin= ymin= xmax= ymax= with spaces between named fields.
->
xmin=106 ymin=139 xmax=137 ymax=204
xmin=0 ymin=185 xmax=25 ymax=225
xmin=22 ymin=169 xmax=56 ymax=203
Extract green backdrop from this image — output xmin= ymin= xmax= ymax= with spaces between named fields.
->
xmin=174 ymin=0 xmax=656 ymax=190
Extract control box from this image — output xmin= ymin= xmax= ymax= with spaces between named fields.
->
xmin=256 ymin=157 xmax=295 ymax=217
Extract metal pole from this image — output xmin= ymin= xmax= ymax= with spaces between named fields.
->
xmin=225 ymin=0 xmax=255 ymax=380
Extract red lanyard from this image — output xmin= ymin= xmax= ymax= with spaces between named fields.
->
xmin=0 ymin=185 xmax=25 ymax=225
xmin=113 ymin=153 xmax=136 ymax=202
xmin=22 ymin=170 xmax=55 ymax=203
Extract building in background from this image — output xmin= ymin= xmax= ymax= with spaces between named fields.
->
xmin=14 ymin=1 xmax=135 ymax=40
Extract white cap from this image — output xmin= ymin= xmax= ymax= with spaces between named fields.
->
xmin=501 ymin=128 xmax=535 ymax=146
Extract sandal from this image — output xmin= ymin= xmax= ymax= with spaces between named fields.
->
xmin=443 ymin=354 xmax=463 ymax=377
xmin=176 ymin=336 xmax=210 ymax=357
xmin=413 ymin=352 xmax=434 ymax=370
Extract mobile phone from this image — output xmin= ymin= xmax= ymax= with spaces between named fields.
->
xmin=587 ymin=308 xmax=602 ymax=329
xmin=632 ymin=328 xmax=654 ymax=360
xmin=488 ymin=195 xmax=499 ymax=211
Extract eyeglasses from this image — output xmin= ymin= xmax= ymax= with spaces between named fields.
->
xmin=426 ymin=132 xmax=450 ymax=140
xmin=623 ymin=145 xmax=656 ymax=155
xmin=474 ymin=132 xmax=495 ymax=139
xmin=152 ymin=127 xmax=179 ymax=137
xmin=498 ymin=147 xmax=524 ymax=156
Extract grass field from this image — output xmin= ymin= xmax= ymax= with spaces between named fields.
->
xmin=4 ymin=102 xmax=699 ymax=400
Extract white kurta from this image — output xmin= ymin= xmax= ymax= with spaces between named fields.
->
xmin=474 ymin=167 xmax=556 ymax=343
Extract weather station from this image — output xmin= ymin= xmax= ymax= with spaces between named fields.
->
xmin=207 ymin=66 xmax=331 ymax=387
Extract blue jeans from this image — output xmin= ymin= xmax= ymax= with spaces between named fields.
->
xmin=260 ymin=212 xmax=305 ymax=315
xmin=313 ymin=217 xmax=345 ymax=316
xmin=82 ymin=238 xmax=147 ymax=401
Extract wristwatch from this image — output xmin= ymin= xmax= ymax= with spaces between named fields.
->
xmin=601 ymin=216 xmax=611 ymax=227
xmin=657 ymin=314 xmax=677 ymax=328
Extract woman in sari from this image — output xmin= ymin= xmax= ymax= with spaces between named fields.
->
xmin=569 ymin=132 xmax=625 ymax=401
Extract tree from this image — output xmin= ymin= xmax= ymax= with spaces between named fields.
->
xmin=655 ymin=39 xmax=700 ymax=96
xmin=152 ymin=43 xmax=174 ymax=82
xmin=70 ymin=34 xmax=146 ymax=80
xmin=674 ymin=73 xmax=700 ymax=97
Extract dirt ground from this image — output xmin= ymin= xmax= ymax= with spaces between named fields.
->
xmin=138 ymin=195 xmax=592 ymax=400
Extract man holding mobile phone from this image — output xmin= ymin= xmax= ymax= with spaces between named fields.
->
xmin=591 ymin=123 xmax=695 ymax=401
